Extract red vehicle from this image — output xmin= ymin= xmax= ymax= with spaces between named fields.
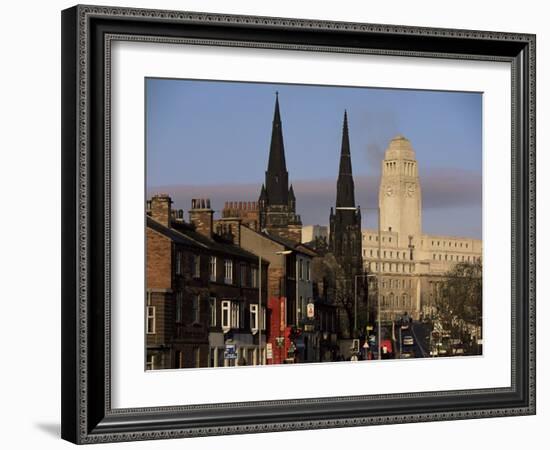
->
xmin=380 ymin=339 xmax=394 ymax=359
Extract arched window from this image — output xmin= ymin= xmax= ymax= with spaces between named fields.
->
xmin=402 ymin=293 xmax=408 ymax=309
xmin=389 ymin=293 xmax=395 ymax=307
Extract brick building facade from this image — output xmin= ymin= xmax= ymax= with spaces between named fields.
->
xmin=146 ymin=194 xmax=269 ymax=370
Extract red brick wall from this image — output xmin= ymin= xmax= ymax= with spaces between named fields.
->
xmin=267 ymin=296 xmax=292 ymax=364
xmin=146 ymin=291 xmax=174 ymax=351
xmin=150 ymin=194 xmax=171 ymax=226
xmin=268 ymin=266 xmax=284 ymax=299
xmin=222 ymin=201 xmax=260 ymax=231
xmin=146 ymin=227 xmax=172 ymax=289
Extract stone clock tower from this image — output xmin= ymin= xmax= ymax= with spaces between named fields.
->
xmin=379 ymin=135 xmax=422 ymax=248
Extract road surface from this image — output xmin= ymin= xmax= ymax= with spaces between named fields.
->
xmin=397 ymin=321 xmax=431 ymax=358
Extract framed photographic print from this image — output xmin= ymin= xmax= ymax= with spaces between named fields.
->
xmin=61 ymin=4 xmax=536 ymax=444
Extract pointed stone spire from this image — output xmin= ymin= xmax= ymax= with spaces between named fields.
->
xmin=288 ymin=184 xmax=295 ymax=201
xmin=259 ymin=183 xmax=267 ymax=202
xmin=267 ymin=91 xmax=287 ymax=174
xmin=336 ymin=110 xmax=356 ymax=208
xmin=263 ymin=92 xmax=289 ymax=205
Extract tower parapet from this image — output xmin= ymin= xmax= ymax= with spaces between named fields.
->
xmin=221 ymin=201 xmax=260 ymax=231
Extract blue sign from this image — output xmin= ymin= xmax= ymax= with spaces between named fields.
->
xmin=224 ymin=344 xmax=237 ymax=360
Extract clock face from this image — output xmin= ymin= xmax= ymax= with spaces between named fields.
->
xmin=385 ymin=185 xmax=394 ymax=197
xmin=407 ymin=183 xmax=416 ymax=197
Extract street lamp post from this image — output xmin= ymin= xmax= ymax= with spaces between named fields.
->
xmin=258 ymin=252 xmax=262 ymax=365
xmin=336 ymin=204 xmax=387 ymax=360
xmin=276 ymin=249 xmax=293 ymax=363
xmin=257 ymin=227 xmax=268 ymax=366
xmin=361 ymin=206 xmax=383 ymax=361
xmin=354 ymin=273 xmax=372 ymax=337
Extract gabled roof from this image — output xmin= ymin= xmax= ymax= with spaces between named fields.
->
xmin=261 ymin=231 xmax=318 ymax=257
xmin=147 ymin=215 xmax=207 ymax=249
xmin=147 ymin=216 xmax=263 ymax=263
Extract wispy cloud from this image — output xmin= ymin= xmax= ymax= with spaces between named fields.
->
xmin=148 ymin=167 xmax=481 ymax=238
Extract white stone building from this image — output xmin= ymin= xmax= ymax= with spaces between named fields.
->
xmin=362 ymin=135 xmax=482 ymax=320
xmin=301 ymin=224 xmax=328 ymax=244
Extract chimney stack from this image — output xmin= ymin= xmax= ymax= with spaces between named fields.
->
xmin=189 ymin=198 xmax=214 ymax=238
xmin=150 ymin=194 xmax=172 ymax=227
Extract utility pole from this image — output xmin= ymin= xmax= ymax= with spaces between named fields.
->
xmin=361 ymin=206 xmax=383 ymax=360
xmin=377 ymin=206 xmax=382 ymax=360
xmin=354 ymin=275 xmax=358 ymax=336
xmin=258 ymin=253 xmax=262 ymax=365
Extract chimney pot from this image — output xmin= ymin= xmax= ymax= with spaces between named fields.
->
xmin=150 ymin=194 xmax=172 ymax=227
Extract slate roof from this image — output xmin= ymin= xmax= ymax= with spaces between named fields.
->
xmin=260 ymin=230 xmax=318 ymax=258
xmin=147 ymin=215 xmax=263 ymax=263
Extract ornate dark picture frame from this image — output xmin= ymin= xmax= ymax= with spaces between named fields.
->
xmin=61 ymin=4 xmax=536 ymax=444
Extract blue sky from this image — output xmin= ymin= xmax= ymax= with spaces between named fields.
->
xmin=146 ymin=78 xmax=482 ymax=238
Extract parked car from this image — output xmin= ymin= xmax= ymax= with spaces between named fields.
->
xmin=438 ymin=336 xmax=451 ymax=356
xmin=451 ymin=343 xmax=465 ymax=355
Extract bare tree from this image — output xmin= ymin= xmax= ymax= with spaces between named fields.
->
xmin=437 ymin=259 xmax=482 ymax=328
xmin=311 ymin=253 xmax=355 ymax=337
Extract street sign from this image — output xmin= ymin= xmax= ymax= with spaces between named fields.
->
xmin=307 ymin=303 xmax=315 ymax=318
xmin=224 ymin=344 xmax=237 ymax=360
xmin=266 ymin=343 xmax=273 ymax=359
xmin=280 ymin=300 xmax=286 ymax=331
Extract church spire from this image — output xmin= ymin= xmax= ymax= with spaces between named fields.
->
xmin=263 ymin=92 xmax=289 ymax=205
xmin=267 ymin=91 xmax=287 ymax=174
xmin=336 ymin=110 xmax=356 ymax=208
